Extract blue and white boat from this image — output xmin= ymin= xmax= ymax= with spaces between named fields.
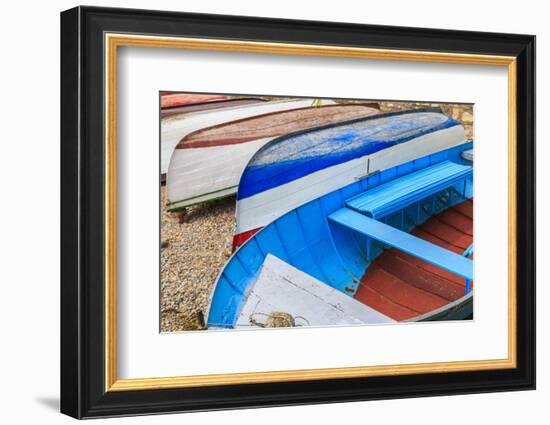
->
xmin=208 ymin=110 xmax=474 ymax=329
xmin=233 ymin=109 xmax=469 ymax=249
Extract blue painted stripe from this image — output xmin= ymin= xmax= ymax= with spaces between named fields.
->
xmin=237 ymin=109 xmax=460 ymax=200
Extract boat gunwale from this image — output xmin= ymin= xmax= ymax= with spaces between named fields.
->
xmin=161 ymin=97 xmax=268 ymax=118
xmin=405 ymin=291 xmax=473 ymax=322
xmin=160 ymin=93 xmax=229 ymax=109
xmin=174 ymin=102 xmax=381 ymax=149
xmin=162 ymin=96 xmax=263 ymax=111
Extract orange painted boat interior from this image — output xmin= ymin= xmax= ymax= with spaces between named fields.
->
xmin=354 ymin=199 xmax=473 ymax=321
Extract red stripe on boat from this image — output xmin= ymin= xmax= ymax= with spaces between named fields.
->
xmin=160 ymin=93 xmax=228 ymax=109
xmin=181 ymin=136 xmax=262 ymax=149
xmin=232 ymin=227 xmax=262 ymax=252
xmin=161 ymin=98 xmax=265 ymax=119
xmin=176 ymin=104 xmax=381 ymax=149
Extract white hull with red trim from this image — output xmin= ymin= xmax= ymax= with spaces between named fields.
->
xmin=161 ymin=98 xmax=324 ymax=175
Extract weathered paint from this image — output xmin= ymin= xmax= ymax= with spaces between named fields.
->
xmin=238 ymin=109 xmax=460 ymax=200
xmin=176 ymin=103 xmax=380 ymax=149
xmin=230 ymin=254 xmax=394 ymax=329
xmin=160 ymin=93 xmax=227 ymax=109
xmin=234 ymin=110 xmax=467 ymax=248
xmin=207 ymin=143 xmax=473 ymax=328
xmin=161 ymin=98 xmax=324 ymax=176
xmin=166 ymin=103 xmax=379 ymax=207
xmin=161 ymin=98 xmax=266 ymax=118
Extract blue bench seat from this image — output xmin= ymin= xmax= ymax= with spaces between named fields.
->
xmin=345 ymin=160 xmax=472 ymax=219
xmin=329 ymin=208 xmax=473 ymax=281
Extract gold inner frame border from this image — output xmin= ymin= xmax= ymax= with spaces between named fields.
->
xmin=104 ymin=33 xmax=517 ymax=392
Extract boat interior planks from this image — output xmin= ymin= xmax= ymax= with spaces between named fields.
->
xmin=354 ymin=199 xmax=473 ymax=321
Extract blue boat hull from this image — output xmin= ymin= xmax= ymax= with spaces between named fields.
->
xmin=208 ymin=142 xmax=473 ymax=329
xmin=234 ymin=109 xmax=468 ymax=249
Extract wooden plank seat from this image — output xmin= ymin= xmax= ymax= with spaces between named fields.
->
xmin=345 ymin=160 xmax=472 ymax=219
xmin=328 ymin=208 xmax=473 ymax=281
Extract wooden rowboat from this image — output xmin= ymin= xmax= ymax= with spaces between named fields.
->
xmin=161 ymin=97 xmax=267 ymax=118
xmin=233 ymin=109 xmax=468 ymax=249
xmin=207 ymin=130 xmax=473 ymax=329
xmin=160 ymin=93 xmax=228 ymax=109
xmin=161 ymin=98 xmax=327 ymax=177
xmin=166 ymin=103 xmax=380 ymax=210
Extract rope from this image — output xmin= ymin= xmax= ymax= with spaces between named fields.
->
xmin=249 ymin=312 xmax=310 ymax=328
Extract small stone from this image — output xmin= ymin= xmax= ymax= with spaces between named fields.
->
xmin=177 ymin=209 xmax=187 ymax=223
xmin=160 ymin=186 xmax=236 ymax=332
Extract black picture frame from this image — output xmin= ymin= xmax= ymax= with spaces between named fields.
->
xmin=60 ymin=5 xmax=535 ymax=419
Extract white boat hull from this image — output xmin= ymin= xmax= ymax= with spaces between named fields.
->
xmin=167 ymin=137 xmax=275 ymax=209
xmin=161 ymin=98 xmax=327 ymax=175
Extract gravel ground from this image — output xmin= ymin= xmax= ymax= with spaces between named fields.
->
xmin=160 ymin=100 xmax=473 ymax=332
xmin=160 ymin=186 xmax=234 ymax=332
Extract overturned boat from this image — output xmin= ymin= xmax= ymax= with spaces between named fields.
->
xmin=161 ymin=97 xmax=266 ymax=118
xmin=207 ymin=116 xmax=474 ymax=329
xmin=161 ymin=92 xmax=228 ymax=109
xmin=234 ymin=108 xmax=468 ymax=249
xmin=161 ymin=98 xmax=329 ymax=177
xmin=166 ymin=103 xmax=380 ymax=210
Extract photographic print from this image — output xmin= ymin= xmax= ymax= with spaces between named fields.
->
xmin=160 ymin=94 xmax=474 ymax=332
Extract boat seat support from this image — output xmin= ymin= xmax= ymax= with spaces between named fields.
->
xmin=329 ymin=208 xmax=473 ymax=282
